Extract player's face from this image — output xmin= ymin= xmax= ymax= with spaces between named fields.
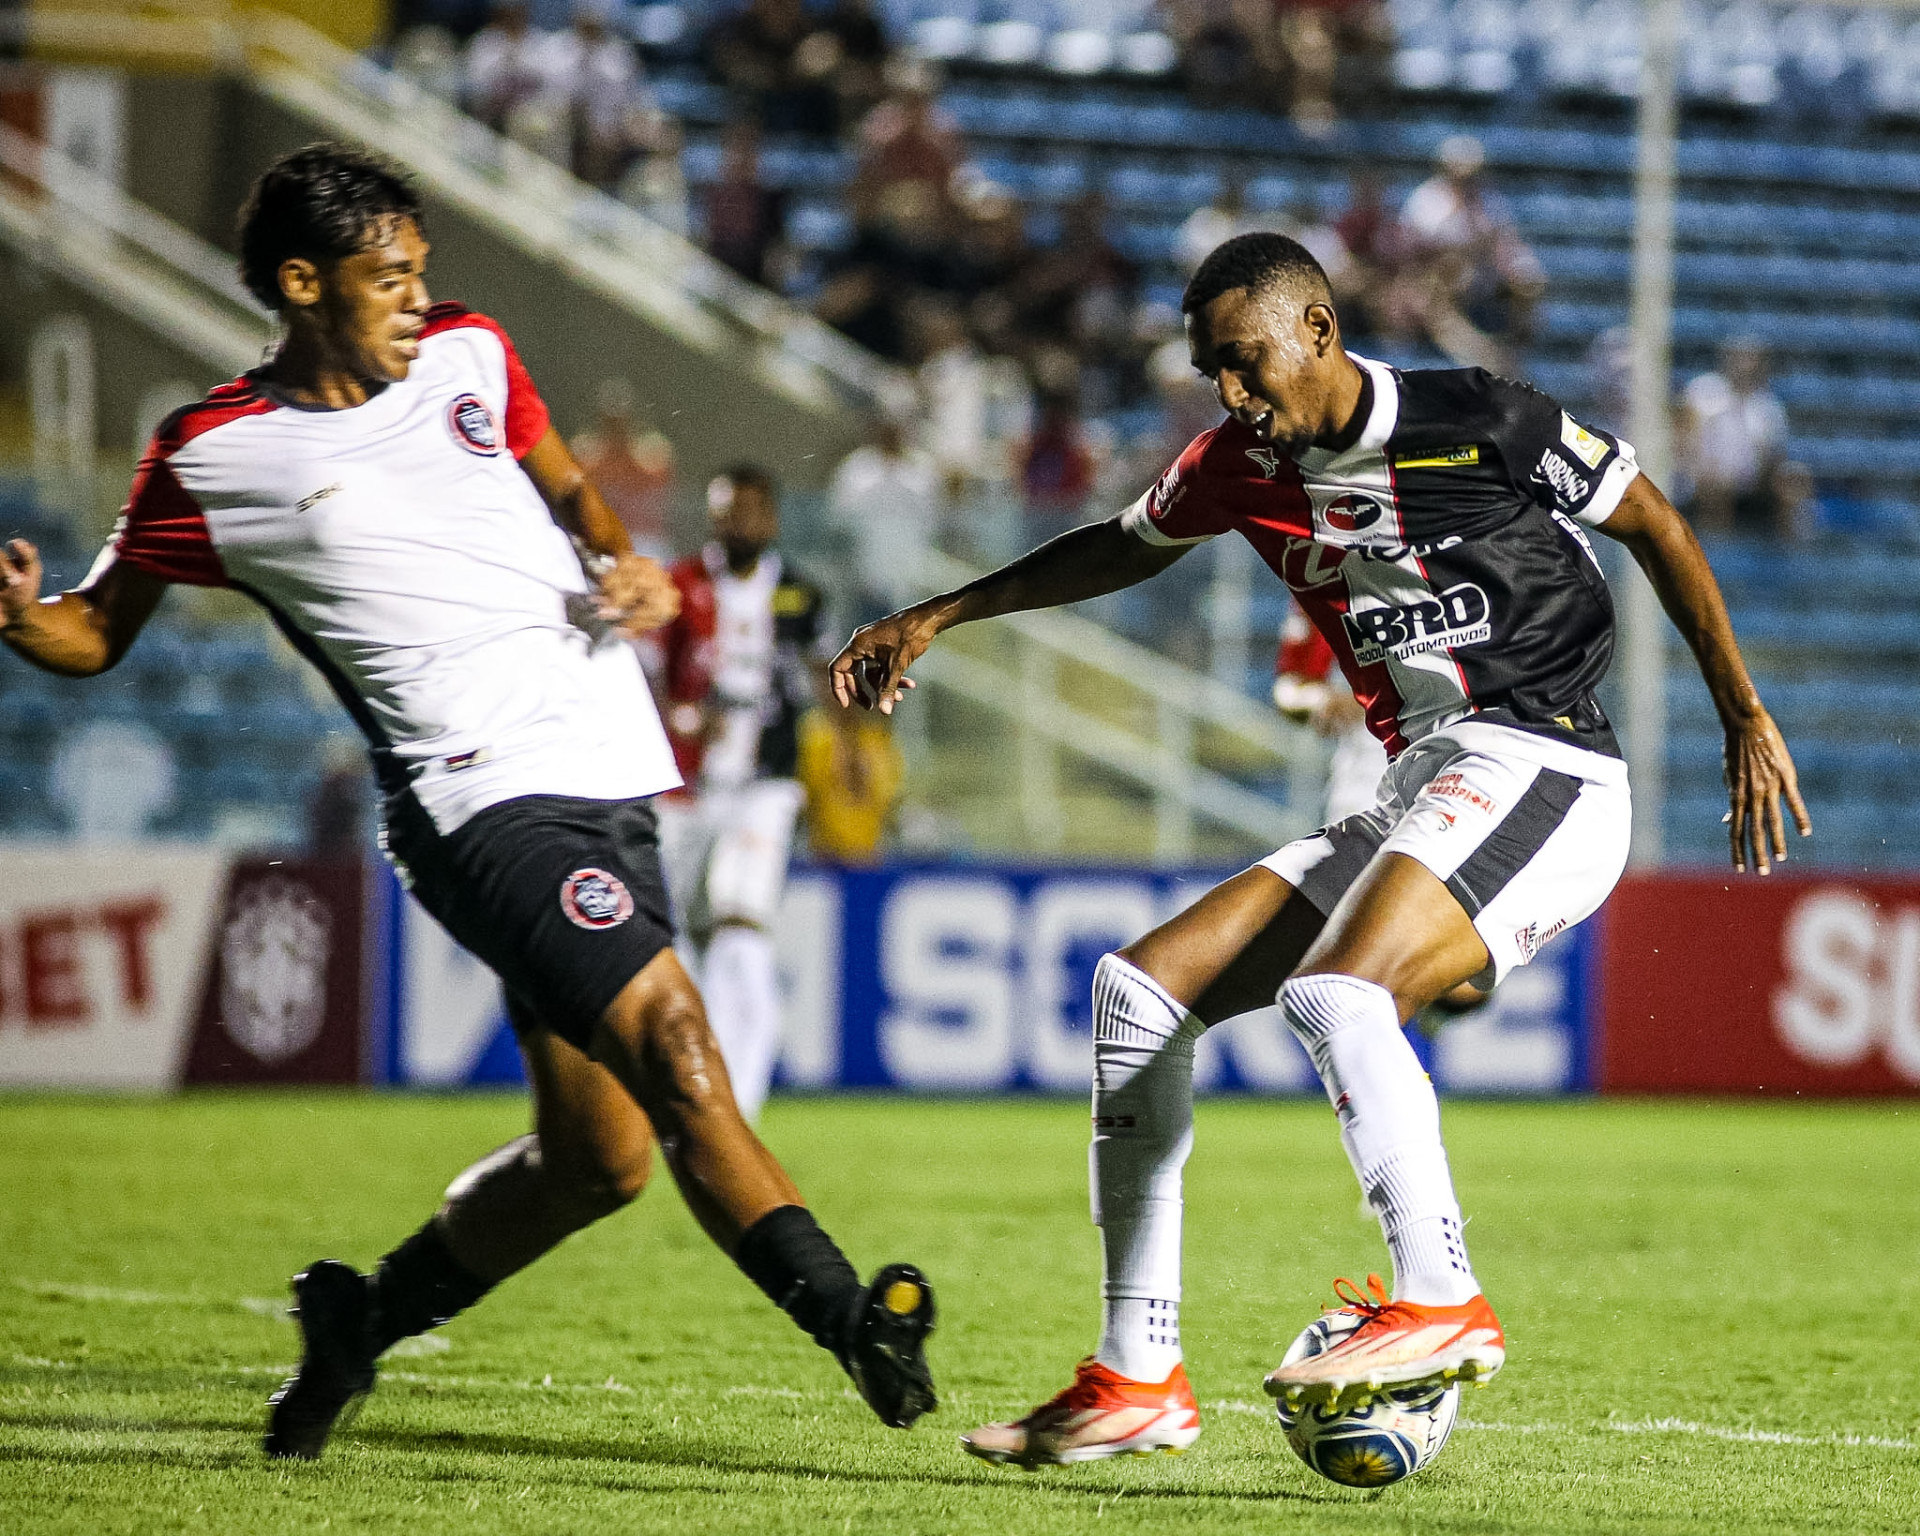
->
xmin=1187 ymin=287 xmax=1340 ymax=454
xmin=306 ymin=216 xmax=432 ymax=384
xmin=710 ymin=478 xmax=779 ymax=560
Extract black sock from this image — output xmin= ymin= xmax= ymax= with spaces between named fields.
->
xmin=366 ymin=1221 xmax=495 ymax=1356
xmin=733 ymin=1205 xmax=863 ymax=1352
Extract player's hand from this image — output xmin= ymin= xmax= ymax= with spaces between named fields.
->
xmin=830 ymin=603 xmax=939 ymax=713
xmin=597 ymin=552 xmax=680 ymax=637
xmin=1723 ymin=707 xmax=1811 ymax=875
xmin=1 ymin=538 xmax=44 ymax=632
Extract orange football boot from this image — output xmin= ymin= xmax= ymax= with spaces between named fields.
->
xmin=962 ymin=1358 xmax=1201 ymax=1466
xmin=1264 ymin=1274 xmax=1505 ymax=1411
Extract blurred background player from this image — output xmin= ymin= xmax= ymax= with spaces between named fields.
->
xmin=657 ymin=466 xmax=827 ymax=1120
xmin=1272 ymin=601 xmax=1389 ymax=827
xmin=796 ymin=697 xmax=903 ymax=866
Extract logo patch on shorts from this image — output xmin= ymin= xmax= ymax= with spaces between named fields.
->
xmin=560 ymin=868 xmax=634 ymax=930
xmin=447 ymin=393 xmax=501 ymax=455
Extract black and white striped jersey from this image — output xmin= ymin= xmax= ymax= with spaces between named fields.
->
xmin=1122 ymin=355 xmax=1639 ymax=758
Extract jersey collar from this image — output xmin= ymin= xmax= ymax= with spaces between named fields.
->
xmin=1294 ymin=353 xmax=1399 ymax=474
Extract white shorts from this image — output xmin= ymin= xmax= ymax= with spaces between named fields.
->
xmin=1259 ymin=720 xmax=1631 ymax=987
xmin=655 ymin=778 xmax=804 ymax=939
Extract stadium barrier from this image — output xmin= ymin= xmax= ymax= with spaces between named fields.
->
xmin=2 ymin=847 xmax=1914 ymax=1097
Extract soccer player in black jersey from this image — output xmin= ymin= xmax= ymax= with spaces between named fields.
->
xmin=832 ymin=233 xmax=1809 ymax=1466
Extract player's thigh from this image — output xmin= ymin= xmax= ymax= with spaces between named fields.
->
xmin=514 ymin=999 xmax=655 ymax=1198
xmin=1121 ymin=865 xmax=1325 ymax=1023
xmin=1295 ymin=851 xmax=1494 ymax=1019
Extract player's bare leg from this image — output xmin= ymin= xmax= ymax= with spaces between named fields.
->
xmin=269 ymin=952 xmax=934 ymax=1461
xmin=1265 ymin=852 xmax=1507 ymax=1410
xmin=965 ymin=869 xmax=1327 ymax=1466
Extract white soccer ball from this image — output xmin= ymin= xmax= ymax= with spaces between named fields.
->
xmin=1274 ymin=1310 xmax=1460 ymax=1487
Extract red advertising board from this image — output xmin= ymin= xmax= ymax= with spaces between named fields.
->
xmin=1599 ymin=874 xmax=1920 ymax=1095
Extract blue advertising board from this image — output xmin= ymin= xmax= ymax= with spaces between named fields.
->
xmin=381 ymin=863 xmax=1597 ymax=1095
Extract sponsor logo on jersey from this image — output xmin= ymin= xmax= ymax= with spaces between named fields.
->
xmin=1425 ymin=771 xmax=1498 ymax=816
xmin=442 ymin=748 xmax=490 ymax=772
xmin=447 ymin=393 xmax=502 ymax=456
xmin=1392 ymin=445 xmax=1481 ymax=470
xmin=1355 ymin=535 xmax=1465 ymax=562
xmin=1534 ymin=452 xmax=1590 ymax=506
xmin=1245 ymin=446 xmax=1284 ymax=478
xmin=1149 ymin=462 xmax=1187 ymax=519
xmin=560 ymin=867 xmax=634 ymax=930
xmin=1559 ymin=413 xmax=1609 ymax=469
xmin=1322 ymin=492 xmax=1387 ymax=533
xmin=296 ymin=482 xmax=342 ymax=514
xmin=1343 ymin=582 xmax=1493 ymax=666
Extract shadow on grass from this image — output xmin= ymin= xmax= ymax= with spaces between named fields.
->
xmin=351 ymin=1422 xmax=1342 ymax=1505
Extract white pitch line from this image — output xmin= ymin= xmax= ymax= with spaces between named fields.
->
xmin=1606 ymin=1416 xmax=1915 ymax=1451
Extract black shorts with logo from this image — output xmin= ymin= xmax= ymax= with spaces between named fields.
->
xmin=383 ymin=792 xmax=677 ymax=1050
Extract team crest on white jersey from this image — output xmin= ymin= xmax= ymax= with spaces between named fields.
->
xmin=560 ymin=867 xmax=634 ymax=930
xmin=447 ymin=393 xmax=501 ymax=455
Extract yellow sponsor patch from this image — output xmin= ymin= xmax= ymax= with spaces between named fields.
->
xmin=1393 ymin=445 xmax=1480 ymax=469
xmin=1560 ymin=413 xmax=1609 ymax=469
xmin=772 ymin=586 xmax=813 ymax=617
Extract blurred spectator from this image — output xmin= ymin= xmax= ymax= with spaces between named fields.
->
xmin=914 ymin=300 xmax=1031 ymax=495
xmin=1019 ymin=392 xmax=1099 ymax=536
xmin=849 ymin=61 xmax=963 ymax=233
xmin=390 ymin=0 xmax=492 ymax=45
xmin=1399 ymin=135 xmax=1545 ymax=370
xmin=548 ymin=0 xmax=656 ymax=190
xmin=391 ymin=24 xmax=467 ymax=102
xmin=617 ymin=110 xmax=689 ymax=234
xmin=796 ymin=704 xmax=903 ymax=864
xmin=1583 ymin=325 xmax=1634 ymax=438
xmin=1177 ymin=171 xmax=1264 ymax=272
xmin=819 ymin=0 xmax=892 ymax=127
xmin=827 ymin=414 xmax=942 ymax=621
xmin=1678 ymin=340 xmax=1796 ymax=538
xmin=465 ymin=0 xmax=553 ymax=135
xmin=706 ymin=0 xmax=838 ymax=137
xmin=1167 ymin=0 xmax=1391 ymax=125
xmin=702 ymin=120 xmax=788 ymax=286
xmin=1010 ymin=194 xmax=1140 ymax=412
xmin=572 ymin=377 xmax=676 ymax=560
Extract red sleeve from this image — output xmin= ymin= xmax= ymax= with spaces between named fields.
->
xmin=420 ymin=302 xmax=550 ymax=459
xmin=1277 ymin=606 xmax=1334 ymax=681
xmin=1122 ymin=420 xmax=1296 ymax=545
xmin=105 ymin=453 xmax=226 ymax=587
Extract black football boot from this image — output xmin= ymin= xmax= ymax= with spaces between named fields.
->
xmin=837 ymin=1263 xmax=937 ymax=1428
xmin=263 ymin=1260 xmax=378 ymax=1459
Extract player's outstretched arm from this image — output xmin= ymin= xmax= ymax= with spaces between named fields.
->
xmin=519 ymin=427 xmax=679 ymax=636
xmin=1596 ymin=473 xmax=1811 ymax=873
xmin=830 ymin=517 xmax=1187 ymax=712
xmin=1 ymin=539 xmax=165 ymax=678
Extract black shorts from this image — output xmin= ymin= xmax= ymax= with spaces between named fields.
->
xmin=384 ymin=792 xmax=676 ymax=1050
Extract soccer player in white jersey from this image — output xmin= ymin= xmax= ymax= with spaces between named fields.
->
xmin=0 ymin=143 xmax=935 ymax=1457
xmin=832 ymin=234 xmax=1810 ymax=1465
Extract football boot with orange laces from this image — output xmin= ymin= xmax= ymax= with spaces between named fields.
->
xmin=1263 ymin=1274 xmax=1505 ymax=1412
xmin=961 ymin=1357 xmax=1201 ymax=1466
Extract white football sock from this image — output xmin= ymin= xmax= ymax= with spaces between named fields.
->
xmin=702 ymin=924 xmax=781 ymax=1123
xmin=1281 ymin=972 xmax=1480 ymax=1307
xmin=1090 ymin=954 xmax=1204 ymax=1383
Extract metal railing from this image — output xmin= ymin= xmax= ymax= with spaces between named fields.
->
xmin=0 ymin=122 xmax=273 ymax=377
xmin=897 ymin=547 xmax=1319 ymax=861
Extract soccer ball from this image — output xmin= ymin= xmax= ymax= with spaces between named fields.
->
xmin=1274 ymin=1310 xmax=1460 ymax=1487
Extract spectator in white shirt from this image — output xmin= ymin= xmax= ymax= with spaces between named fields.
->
xmin=827 ymin=415 xmax=942 ymax=621
xmin=465 ymin=0 xmax=555 ymax=135
xmin=547 ymin=0 xmax=656 ymax=189
xmin=1678 ymin=340 xmax=1795 ymax=538
xmin=1400 ymin=135 xmax=1545 ymax=366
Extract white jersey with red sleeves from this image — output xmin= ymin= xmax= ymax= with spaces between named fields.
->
xmin=93 ymin=302 xmax=680 ymax=833
xmin=1122 ymin=355 xmax=1638 ymax=758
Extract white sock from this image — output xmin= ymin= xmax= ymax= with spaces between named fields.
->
xmin=702 ymin=924 xmax=781 ymax=1123
xmin=1090 ymin=954 xmax=1204 ymax=1383
xmin=1281 ymin=973 xmax=1480 ymax=1307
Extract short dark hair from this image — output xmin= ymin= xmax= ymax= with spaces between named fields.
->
xmin=719 ymin=464 xmax=777 ymax=497
xmin=237 ymin=142 xmax=423 ymax=310
xmin=1181 ymin=232 xmax=1331 ymax=315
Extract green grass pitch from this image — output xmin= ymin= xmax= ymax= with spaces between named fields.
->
xmin=3 ymin=1093 xmax=1918 ymax=1534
